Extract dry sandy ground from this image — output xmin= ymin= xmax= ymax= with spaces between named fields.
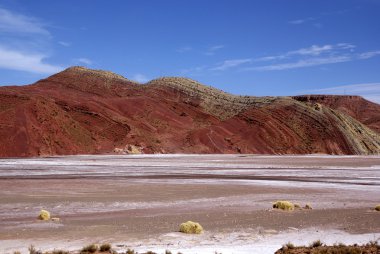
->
xmin=0 ymin=154 xmax=379 ymax=253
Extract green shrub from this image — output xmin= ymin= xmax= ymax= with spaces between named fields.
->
xmin=273 ymin=201 xmax=295 ymax=211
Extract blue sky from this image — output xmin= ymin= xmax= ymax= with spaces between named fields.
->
xmin=0 ymin=0 xmax=380 ymax=103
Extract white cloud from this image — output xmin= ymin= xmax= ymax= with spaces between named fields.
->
xmin=248 ymin=43 xmax=379 ymax=71
xmin=211 ymin=59 xmax=251 ymax=71
xmin=0 ymin=8 xmax=66 ymax=75
xmin=288 ymin=17 xmax=315 ymax=25
xmin=58 ymin=41 xmax=71 ymax=47
xmin=76 ymin=58 xmax=92 ymax=65
xmin=358 ymin=50 xmax=380 ymax=59
xmin=0 ymin=46 xmax=63 ymax=74
xmin=0 ymin=7 xmax=49 ymax=36
xmin=205 ymin=45 xmax=225 ymax=56
xmin=209 ymin=45 xmax=224 ymax=51
xmin=249 ymin=56 xmax=351 ymax=71
xmin=302 ymin=83 xmax=380 ymax=104
xmin=132 ymin=73 xmax=149 ymax=83
xmin=256 ymin=43 xmax=355 ymax=62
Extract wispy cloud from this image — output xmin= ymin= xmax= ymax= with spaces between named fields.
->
xmin=358 ymin=50 xmax=380 ymax=59
xmin=249 ymin=56 xmax=351 ymax=71
xmin=247 ymin=43 xmax=379 ymax=71
xmin=58 ymin=41 xmax=71 ymax=47
xmin=255 ymin=43 xmax=354 ymax=62
xmin=75 ymin=58 xmax=92 ymax=65
xmin=132 ymin=73 xmax=149 ymax=83
xmin=0 ymin=45 xmax=63 ymax=74
xmin=211 ymin=59 xmax=251 ymax=71
xmin=289 ymin=17 xmax=315 ymax=25
xmin=0 ymin=7 xmax=66 ymax=75
xmin=302 ymin=83 xmax=380 ymax=104
xmin=205 ymin=45 xmax=225 ymax=55
xmin=0 ymin=7 xmax=50 ymax=36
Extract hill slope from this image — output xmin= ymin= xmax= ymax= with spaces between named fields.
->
xmin=0 ymin=66 xmax=379 ymax=157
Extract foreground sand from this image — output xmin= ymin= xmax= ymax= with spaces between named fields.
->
xmin=0 ymin=154 xmax=379 ymax=253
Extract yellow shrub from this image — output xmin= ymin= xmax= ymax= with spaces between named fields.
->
xmin=375 ymin=204 xmax=380 ymax=211
xmin=179 ymin=221 xmax=204 ymax=234
xmin=273 ymin=201 xmax=295 ymax=211
xmin=38 ymin=209 xmax=51 ymax=220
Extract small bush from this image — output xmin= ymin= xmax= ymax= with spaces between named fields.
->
xmin=38 ymin=209 xmax=50 ymax=220
xmin=99 ymin=243 xmax=112 ymax=252
xmin=80 ymin=244 xmax=98 ymax=253
xmin=145 ymin=251 xmax=157 ymax=254
xmin=13 ymin=251 xmax=21 ymax=254
xmin=165 ymin=251 xmax=172 ymax=254
xmin=304 ymin=204 xmax=312 ymax=209
xmin=179 ymin=221 xmax=204 ymax=234
xmin=28 ymin=245 xmax=38 ymax=254
xmin=126 ymin=249 xmax=135 ymax=254
xmin=294 ymin=203 xmax=301 ymax=209
xmin=375 ymin=204 xmax=380 ymax=211
xmin=310 ymin=240 xmax=324 ymax=248
xmin=273 ymin=201 xmax=295 ymax=211
xmin=284 ymin=242 xmax=295 ymax=249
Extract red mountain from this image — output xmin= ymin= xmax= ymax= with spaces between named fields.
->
xmin=0 ymin=66 xmax=379 ymax=157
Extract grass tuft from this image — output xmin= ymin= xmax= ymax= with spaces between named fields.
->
xmin=310 ymin=240 xmax=324 ymax=248
xmin=126 ymin=249 xmax=135 ymax=254
xmin=51 ymin=250 xmax=69 ymax=254
xmin=80 ymin=244 xmax=98 ymax=254
xmin=304 ymin=204 xmax=312 ymax=209
xmin=179 ymin=220 xmax=204 ymax=234
xmin=38 ymin=209 xmax=50 ymax=220
xmin=273 ymin=201 xmax=295 ymax=211
xmin=28 ymin=245 xmax=38 ymax=254
xmin=99 ymin=243 xmax=112 ymax=252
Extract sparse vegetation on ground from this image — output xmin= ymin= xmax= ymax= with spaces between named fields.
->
xmin=273 ymin=201 xmax=295 ymax=211
xmin=99 ymin=243 xmax=112 ymax=252
xmin=375 ymin=204 xmax=380 ymax=211
xmin=179 ymin=220 xmax=204 ymax=234
xmin=38 ymin=209 xmax=51 ymax=220
xmin=275 ymin=240 xmax=379 ymax=254
xmin=80 ymin=244 xmax=98 ymax=254
xmin=304 ymin=204 xmax=312 ymax=209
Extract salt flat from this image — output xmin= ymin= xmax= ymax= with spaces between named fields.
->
xmin=0 ymin=155 xmax=379 ymax=254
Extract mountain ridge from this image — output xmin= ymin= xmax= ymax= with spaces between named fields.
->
xmin=0 ymin=66 xmax=379 ymax=157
